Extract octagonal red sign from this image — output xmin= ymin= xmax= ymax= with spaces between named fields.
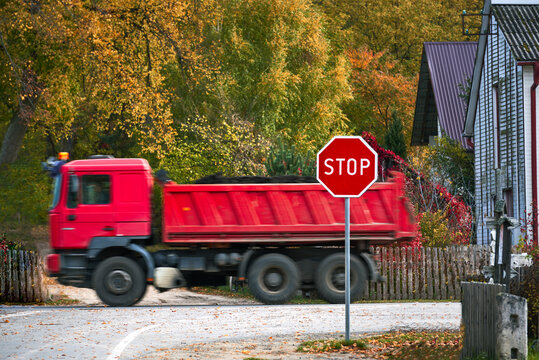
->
xmin=316 ymin=136 xmax=378 ymax=197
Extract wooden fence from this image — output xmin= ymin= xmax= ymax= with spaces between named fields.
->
xmin=366 ymin=245 xmax=490 ymax=301
xmin=1 ymin=245 xmax=490 ymax=303
xmin=0 ymin=250 xmax=47 ymax=303
xmin=460 ymin=282 xmax=505 ymax=359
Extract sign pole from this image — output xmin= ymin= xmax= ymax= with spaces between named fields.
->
xmin=345 ymin=197 xmax=350 ymax=341
xmin=316 ymin=136 xmax=378 ymax=343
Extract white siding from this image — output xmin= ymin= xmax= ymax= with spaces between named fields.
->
xmin=474 ymin=16 xmax=526 ymax=245
xmin=523 ymin=66 xmax=533 ymax=235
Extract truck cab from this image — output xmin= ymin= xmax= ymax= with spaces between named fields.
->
xmin=47 ymin=157 xmax=154 ymax=291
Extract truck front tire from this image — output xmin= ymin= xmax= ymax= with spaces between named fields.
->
xmin=93 ymin=256 xmax=147 ymax=306
xmin=247 ymin=253 xmax=299 ymax=304
xmin=315 ymin=253 xmax=367 ymax=304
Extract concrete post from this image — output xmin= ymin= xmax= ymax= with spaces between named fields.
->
xmin=496 ymin=293 xmax=528 ymax=360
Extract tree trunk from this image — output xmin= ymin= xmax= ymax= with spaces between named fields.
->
xmin=0 ymin=68 xmax=42 ymax=165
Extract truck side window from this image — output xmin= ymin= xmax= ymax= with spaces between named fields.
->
xmin=82 ymin=175 xmax=111 ymax=205
xmin=67 ymin=175 xmax=79 ymax=209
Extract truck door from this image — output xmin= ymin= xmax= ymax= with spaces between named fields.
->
xmin=60 ymin=173 xmax=116 ymax=248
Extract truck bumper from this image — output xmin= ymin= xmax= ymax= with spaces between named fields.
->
xmin=46 ymin=254 xmax=61 ymax=275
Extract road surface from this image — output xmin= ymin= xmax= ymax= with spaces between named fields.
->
xmin=0 ymin=302 xmax=461 ymax=359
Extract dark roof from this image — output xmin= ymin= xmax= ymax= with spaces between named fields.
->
xmin=493 ymin=5 xmax=539 ymax=61
xmin=412 ymin=42 xmax=477 ymax=149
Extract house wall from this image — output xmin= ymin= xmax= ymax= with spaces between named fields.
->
xmin=474 ymin=16 xmax=526 ymax=246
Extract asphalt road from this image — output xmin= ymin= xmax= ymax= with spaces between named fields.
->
xmin=0 ymin=302 xmax=461 ymax=359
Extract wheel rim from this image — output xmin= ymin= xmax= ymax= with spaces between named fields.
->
xmin=105 ymin=269 xmax=133 ymax=295
xmin=261 ymin=267 xmax=286 ymax=293
xmin=327 ymin=265 xmax=355 ymax=293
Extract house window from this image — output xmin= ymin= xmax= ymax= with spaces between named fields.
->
xmin=493 ymin=84 xmax=500 ymax=169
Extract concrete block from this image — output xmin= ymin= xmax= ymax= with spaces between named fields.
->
xmin=496 ymin=293 xmax=528 ymax=360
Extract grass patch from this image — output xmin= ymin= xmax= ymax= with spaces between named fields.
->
xmin=191 ymin=284 xmax=459 ymax=304
xmin=297 ymin=331 xmax=463 ymax=359
xmin=297 ymin=339 xmax=367 ymax=353
xmin=191 ymin=285 xmax=326 ymax=304
xmin=530 ymin=341 xmax=539 ymax=360
xmin=44 ymin=295 xmax=80 ymax=306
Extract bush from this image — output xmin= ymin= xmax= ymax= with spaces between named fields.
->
xmin=417 ymin=210 xmax=454 ymax=247
xmin=0 ymin=233 xmax=23 ymax=262
xmin=0 ymin=163 xmax=51 ymax=224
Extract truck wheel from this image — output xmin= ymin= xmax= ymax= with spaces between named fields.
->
xmin=315 ymin=253 xmax=367 ymax=304
xmin=93 ymin=256 xmax=147 ymax=307
xmin=247 ymin=253 xmax=299 ymax=304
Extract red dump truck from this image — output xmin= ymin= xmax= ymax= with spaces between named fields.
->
xmin=45 ymin=156 xmax=416 ymax=306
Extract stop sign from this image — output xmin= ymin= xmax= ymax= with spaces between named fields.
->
xmin=317 ymin=136 xmax=378 ymax=197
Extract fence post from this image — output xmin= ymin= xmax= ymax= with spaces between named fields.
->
xmin=461 ymin=282 xmax=504 ymax=359
xmin=0 ymin=250 xmax=4 ymax=302
xmin=395 ymin=247 xmax=402 ymax=300
xmin=440 ymin=248 xmax=447 ymax=299
xmin=19 ymin=251 xmax=27 ymax=303
xmin=406 ymin=247 xmax=414 ymax=299
xmin=382 ymin=247 xmax=388 ymax=300
xmin=375 ymin=247 xmax=382 ymax=300
xmin=388 ymin=247 xmax=394 ymax=300
xmin=7 ymin=250 xmax=13 ymax=302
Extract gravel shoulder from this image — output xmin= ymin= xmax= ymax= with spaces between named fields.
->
xmin=46 ymin=282 xmax=258 ymax=306
xmin=42 ymin=283 xmax=459 ymax=360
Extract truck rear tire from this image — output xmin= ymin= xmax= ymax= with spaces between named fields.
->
xmin=93 ymin=256 xmax=147 ymax=307
xmin=315 ymin=253 xmax=367 ymax=304
xmin=247 ymin=253 xmax=299 ymax=304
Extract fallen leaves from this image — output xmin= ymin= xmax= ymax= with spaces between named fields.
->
xmin=297 ymin=331 xmax=463 ymax=359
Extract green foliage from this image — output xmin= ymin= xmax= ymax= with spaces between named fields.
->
xmin=264 ymin=137 xmax=315 ymax=176
xmin=430 ymin=136 xmax=475 ymax=211
xmin=417 ymin=210 xmax=454 ymax=247
xmin=530 ymin=342 xmax=539 ymax=360
xmin=297 ymin=339 xmax=367 ymax=353
xmin=0 ymin=163 xmax=51 ymax=225
xmin=161 ymin=115 xmax=270 ymax=183
xmin=0 ymin=0 xmax=481 ymax=236
xmin=318 ymin=0 xmax=483 ymax=75
xmin=211 ymin=0 xmax=351 ymax=150
xmin=384 ymin=112 xmax=407 ymax=159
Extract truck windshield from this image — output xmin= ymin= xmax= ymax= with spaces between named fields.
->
xmin=50 ymin=175 xmax=62 ymax=209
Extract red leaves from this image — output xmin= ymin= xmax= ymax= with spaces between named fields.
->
xmin=362 ymin=131 xmax=472 ymax=246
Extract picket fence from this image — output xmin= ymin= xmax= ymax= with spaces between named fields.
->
xmin=0 ymin=250 xmax=47 ymax=303
xmin=366 ymin=245 xmax=490 ymax=300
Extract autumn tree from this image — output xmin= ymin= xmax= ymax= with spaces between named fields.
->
xmin=178 ymin=0 xmax=352 ymax=152
xmin=317 ymin=0 xmax=483 ymax=75
xmin=0 ymin=0 xmax=203 ymax=164
xmin=344 ymin=47 xmax=415 ymax=142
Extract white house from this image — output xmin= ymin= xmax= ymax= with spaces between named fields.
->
xmin=463 ymin=0 xmax=539 ymax=245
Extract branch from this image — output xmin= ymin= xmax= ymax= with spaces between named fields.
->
xmin=0 ymin=29 xmax=22 ymax=83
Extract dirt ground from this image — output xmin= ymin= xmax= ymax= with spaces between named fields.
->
xmin=46 ymin=282 xmax=258 ymax=307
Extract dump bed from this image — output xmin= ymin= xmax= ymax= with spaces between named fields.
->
xmin=162 ymin=172 xmax=416 ymax=245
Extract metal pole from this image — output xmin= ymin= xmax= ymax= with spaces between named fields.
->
xmin=345 ymin=197 xmax=350 ymax=341
xmin=502 ymin=223 xmax=512 ymax=291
